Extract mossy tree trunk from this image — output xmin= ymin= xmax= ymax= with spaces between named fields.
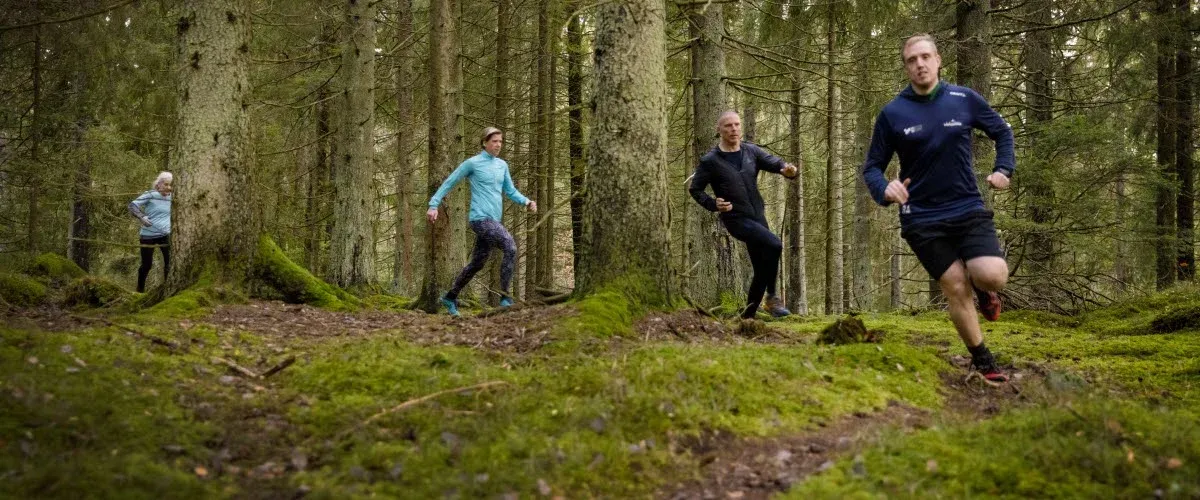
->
xmin=393 ymin=0 xmax=416 ymax=293
xmin=330 ymin=0 xmax=377 ymax=289
xmin=165 ymin=0 xmax=255 ymax=295
xmin=418 ymin=0 xmax=459 ymax=312
xmin=686 ymin=3 xmax=738 ymax=306
xmin=578 ymin=0 xmax=672 ymax=301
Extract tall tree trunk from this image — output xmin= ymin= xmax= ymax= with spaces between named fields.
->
xmin=27 ymin=21 xmax=41 ymax=254
xmin=419 ymin=0 xmax=459 ymax=311
xmin=69 ymin=116 xmax=92 ymax=271
xmin=686 ymin=3 xmax=737 ymax=306
xmin=580 ymin=0 xmax=672 ymax=299
xmin=891 ymin=230 xmax=903 ymax=310
xmin=568 ymin=12 xmax=586 ymax=281
xmin=524 ymin=48 xmax=541 ymax=298
xmin=1156 ymin=0 xmax=1178 ymax=290
xmin=393 ymin=0 xmax=416 ymax=293
xmin=1176 ymin=0 xmax=1195 ymax=281
xmin=1024 ymin=0 xmax=1055 ymax=281
xmin=331 ymin=0 xmax=378 ymax=288
xmin=539 ymin=11 xmax=558 ymax=290
xmin=305 ymin=75 xmax=332 ymax=276
xmin=785 ymin=85 xmax=808 ymax=315
xmin=850 ymin=17 xmax=873 ymax=311
xmin=824 ymin=2 xmax=843 ymax=315
xmin=1115 ymin=172 xmax=1129 ymax=292
xmin=165 ymin=0 xmax=255 ymax=294
xmin=484 ymin=0 xmax=513 ymax=305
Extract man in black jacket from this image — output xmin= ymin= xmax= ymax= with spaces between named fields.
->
xmin=689 ymin=111 xmax=799 ymax=319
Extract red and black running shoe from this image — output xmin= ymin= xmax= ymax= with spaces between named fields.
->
xmin=975 ymin=287 xmax=1002 ymax=322
xmin=971 ymin=355 xmax=1009 ymax=383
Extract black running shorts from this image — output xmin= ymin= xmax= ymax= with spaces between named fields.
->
xmin=901 ymin=210 xmax=1005 ymax=281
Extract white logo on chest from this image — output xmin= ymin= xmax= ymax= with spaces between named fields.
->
xmin=943 ymin=119 xmax=963 ymax=128
xmin=903 ymin=124 xmax=923 ymax=135
xmin=949 ymin=91 xmax=967 ymax=97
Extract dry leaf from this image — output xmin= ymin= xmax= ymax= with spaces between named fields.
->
xmin=194 ymin=466 xmax=209 ymax=477
xmin=1166 ymin=458 xmax=1183 ymax=469
xmin=1126 ymin=448 xmax=1135 ymax=464
xmin=926 ymin=459 xmax=939 ymax=472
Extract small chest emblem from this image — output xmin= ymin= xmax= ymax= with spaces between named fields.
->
xmin=943 ymin=119 xmax=963 ymax=128
xmin=903 ymin=124 xmax=923 ymax=135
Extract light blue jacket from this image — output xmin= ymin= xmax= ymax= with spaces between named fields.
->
xmin=429 ymin=151 xmax=529 ymax=222
xmin=129 ymin=190 xmax=171 ymax=238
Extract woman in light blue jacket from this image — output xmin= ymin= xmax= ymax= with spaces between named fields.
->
xmin=128 ymin=172 xmax=172 ymax=292
xmin=427 ymin=127 xmax=536 ymax=316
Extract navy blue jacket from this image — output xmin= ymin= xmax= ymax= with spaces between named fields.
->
xmin=862 ymin=82 xmax=1015 ymax=226
xmin=689 ymin=142 xmax=787 ymax=223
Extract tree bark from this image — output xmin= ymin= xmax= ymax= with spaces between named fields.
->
xmin=1176 ymin=0 xmax=1194 ymax=281
xmin=68 ymin=115 xmax=92 ymax=271
xmin=824 ymin=2 xmax=843 ymax=315
xmin=850 ymin=15 xmax=873 ymax=312
xmin=1156 ymin=0 xmax=1178 ymax=290
xmin=785 ymin=85 xmax=808 ymax=315
xmin=538 ymin=2 xmax=558 ymax=289
xmin=568 ymin=11 xmax=586 ymax=281
xmin=579 ymin=0 xmax=672 ymax=300
xmin=27 ymin=20 xmax=41 ymax=254
xmin=484 ymin=0 xmax=513 ymax=305
xmin=1024 ymin=0 xmax=1055 ymax=280
xmin=419 ymin=0 xmax=460 ymax=311
xmin=165 ymin=0 xmax=255 ymax=294
xmin=686 ymin=2 xmax=738 ymax=306
xmin=331 ymin=0 xmax=378 ymax=289
xmin=393 ymin=0 xmax=416 ymax=293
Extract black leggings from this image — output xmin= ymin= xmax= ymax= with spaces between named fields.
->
xmin=138 ymin=235 xmax=170 ymax=293
xmin=722 ymin=216 xmax=781 ymax=318
xmin=446 ymin=219 xmax=517 ymax=300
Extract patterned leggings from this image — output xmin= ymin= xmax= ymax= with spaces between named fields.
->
xmin=446 ymin=219 xmax=517 ymax=300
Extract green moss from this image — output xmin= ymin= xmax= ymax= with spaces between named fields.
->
xmin=28 ymin=252 xmax=87 ymax=285
xmin=0 ymin=326 xmax=226 ymax=498
xmin=132 ymin=273 xmax=245 ymax=320
xmin=361 ymin=293 xmax=414 ymax=311
xmin=284 ymin=334 xmax=947 ymax=498
xmin=62 ymin=276 xmax=131 ymax=308
xmin=1150 ymin=304 xmax=1200 ymax=333
xmin=786 ymin=400 xmax=1200 ymax=499
xmin=252 ymin=236 xmax=360 ymax=311
xmin=0 ymin=272 xmax=48 ymax=307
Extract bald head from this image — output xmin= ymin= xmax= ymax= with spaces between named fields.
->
xmin=716 ymin=111 xmax=742 ymax=149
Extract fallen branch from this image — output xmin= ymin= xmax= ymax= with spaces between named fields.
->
xmin=69 ymin=313 xmax=184 ymax=352
xmin=211 ymin=356 xmax=259 ymax=379
xmin=337 ymin=381 xmax=509 ymax=440
xmin=259 ymin=355 xmax=296 ymax=379
xmin=542 ymin=292 xmax=571 ymax=305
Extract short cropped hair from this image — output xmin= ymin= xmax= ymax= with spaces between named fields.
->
xmin=901 ymin=34 xmax=938 ymax=61
xmin=153 ymin=171 xmax=173 ymax=190
xmin=480 ymin=127 xmax=503 ymax=146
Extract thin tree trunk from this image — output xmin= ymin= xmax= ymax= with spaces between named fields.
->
xmin=1156 ymin=0 xmax=1178 ymax=290
xmin=1025 ymin=0 xmax=1055 ymax=281
xmin=69 ymin=116 xmax=91 ymax=271
xmin=539 ymin=12 xmax=558 ymax=289
xmin=785 ymin=85 xmax=808 ymax=315
xmin=1176 ymin=0 xmax=1194 ymax=281
xmin=580 ymin=0 xmax=672 ymax=299
xmin=568 ymin=12 xmax=585 ymax=281
xmin=824 ymin=2 xmax=843 ymax=315
xmin=393 ymin=0 xmax=416 ymax=293
xmin=419 ymin=0 xmax=459 ymax=311
xmin=891 ymin=229 xmax=902 ymax=310
xmin=165 ymin=0 xmax=255 ymax=294
xmin=305 ymin=75 xmax=332 ymax=276
xmin=850 ymin=17 xmax=873 ymax=311
xmin=27 ymin=21 xmax=41 ymax=253
xmin=1115 ymin=172 xmax=1128 ymax=292
xmin=524 ymin=47 xmax=541 ymax=298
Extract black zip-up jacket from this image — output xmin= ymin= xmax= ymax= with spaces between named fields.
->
xmin=688 ymin=142 xmax=787 ymax=223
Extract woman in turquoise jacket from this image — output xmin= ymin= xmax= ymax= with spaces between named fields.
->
xmin=427 ymin=127 xmax=537 ymax=316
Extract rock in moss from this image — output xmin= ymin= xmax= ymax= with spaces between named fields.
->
xmin=28 ymin=252 xmax=86 ymax=285
xmin=0 ymin=272 xmax=48 ymax=307
xmin=818 ymin=315 xmax=881 ymax=345
xmin=62 ymin=276 xmax=131 ymax=308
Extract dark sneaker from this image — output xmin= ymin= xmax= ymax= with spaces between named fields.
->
xmin=975 ymin=287 xmax=1001 ymax=322
xmin=499 ymin=297 xmax=514 ymax=308
xmin=971 ymin=355 xmax=1009 ymax=384
xmin=440 ymin=296 xmax=461 ymax=317
xmin=765 ymin=295 xmax=791 ymax=318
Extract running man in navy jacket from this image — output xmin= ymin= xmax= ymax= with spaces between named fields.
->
xmin=862 ymin=34 xmax=1014 ymax=383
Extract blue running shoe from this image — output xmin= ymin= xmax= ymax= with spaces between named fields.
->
xmin=765 ymin=295 xmax=791 ymax=318
xmin=440 ymin=296 xmax=460 ymax=317
xmin=499 ymin=297 xmax=514 ymax=308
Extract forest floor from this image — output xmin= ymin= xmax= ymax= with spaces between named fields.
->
xmin=2 ymin=285 xmax=1200 ymax=499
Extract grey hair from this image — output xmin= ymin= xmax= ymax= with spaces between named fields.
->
xmin=480 ymin=127 xmax=503 ymax=146
xmin=153 ymin=171 xmax=173 ymax=190
xmin=715 ymin=110 xmax=740 ymax=130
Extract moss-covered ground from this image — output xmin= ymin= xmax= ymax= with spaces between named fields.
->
xmin=2 ymin=284 xmax=1199 ymax=498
